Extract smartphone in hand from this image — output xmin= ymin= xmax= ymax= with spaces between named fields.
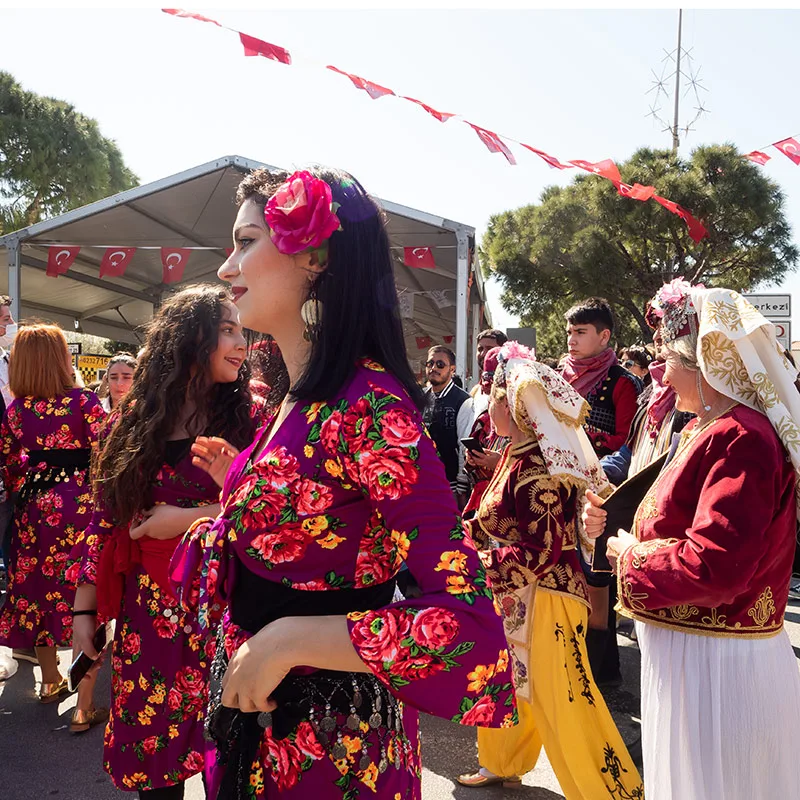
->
xmin=460 ymin=437 xmax=485 ymax=454
xmin=67 ymin=620 xmax=115 ymax=692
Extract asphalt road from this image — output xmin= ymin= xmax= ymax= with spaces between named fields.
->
xmin=3 ymin=607 xmax=800 ymax=800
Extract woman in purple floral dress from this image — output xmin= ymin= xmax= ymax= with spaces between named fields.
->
xmin=70 ymin=286 xmax=263 ymax=799
xmin=0 ymin=323 xmax=105 ymax=708
xmin=171 ymin=167 xmax=515 ymax=799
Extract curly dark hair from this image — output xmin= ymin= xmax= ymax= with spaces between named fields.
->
xmin=94 ymin=284 xmax=256 ymax=525
xmin=236 ymin=166 xmax=425 ymax=410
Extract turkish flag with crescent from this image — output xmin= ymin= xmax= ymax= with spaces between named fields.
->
xmin=239 ymin=33 xmax=292 ymax=65
xmin=617 ymin=182 xmax=656 ymax=202
xmin=518 ymin=144 xmax=572 ymax=170
xmin=570 ymin=158 xmax=622 ymax=184
xmin=744 ymin=151 xmax=771 ymax=165
xmin=403 ymin=247 xmax=436 ymax=269
xmin=773 ymin=138 xmax=800 ymax=165
xmin=161 ymin=248 xmax=191 ymax=284
xmin=99 ymin=247 xmax=136 ymax=278
xmin=46 ymin=246 xmax=80 ymax=277
xmin=415 ymin=336 xmax=432 ymax=350
xmin=465 ymin=122 xmax=516 ymax=165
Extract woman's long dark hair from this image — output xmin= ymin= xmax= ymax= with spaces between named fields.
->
xmin=95 ymin=285 xmax=256 ymax=525
xmin=236 ymin=167 xmax=425 ymax=410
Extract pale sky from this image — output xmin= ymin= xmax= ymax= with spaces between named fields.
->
xmin=4 ymin=7 xmax=800 ymax=336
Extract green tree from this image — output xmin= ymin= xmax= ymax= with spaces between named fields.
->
xmin=482 ymin=145 xmax=798 ymax=357
xmin=0 ymin=71 xmax=138 ymax=233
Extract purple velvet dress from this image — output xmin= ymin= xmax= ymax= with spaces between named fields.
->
xmin=0 ymin=388 xmax=105 ymax=647
xmin=71 ymin=442 xmax=220 ymax=792
xmin=172 ymin=361 xmax=516 ymax=799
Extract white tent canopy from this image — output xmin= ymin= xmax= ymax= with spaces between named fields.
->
xmin=0 ymin=155 xmax=490 ymax=381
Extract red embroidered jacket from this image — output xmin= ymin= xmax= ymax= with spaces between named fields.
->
xmin=616 ymin=405 xmax=796 ymax=638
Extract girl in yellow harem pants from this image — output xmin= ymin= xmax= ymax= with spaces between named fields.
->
xmin=457 ymin=346 xmax=642 ymax=799
xmin=477 ymin=590 xmax=642 ymax=799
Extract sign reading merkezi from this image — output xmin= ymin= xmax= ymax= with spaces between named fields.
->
xmin=741 ymin=293 xmax=791 ymax=317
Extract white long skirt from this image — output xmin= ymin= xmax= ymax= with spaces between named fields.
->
xmin=637 ymin=620 xmax=800 ymax=800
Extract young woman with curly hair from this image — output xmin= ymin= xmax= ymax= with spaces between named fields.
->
xmin=70 ymin=285 xmax=263 ymax=798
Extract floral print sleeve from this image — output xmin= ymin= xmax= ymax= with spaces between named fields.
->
xmin=1 ymin=404 xmax=27 ymax=493
xmin=79 ymin=389 xmax=107 ymax=445
xmin=333 ymin=369 xmax=516 ymax=728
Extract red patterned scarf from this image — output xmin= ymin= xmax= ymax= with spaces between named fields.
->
xmin=560 ymin=347 xmax=618 ymax=398
xmin=645 ymin=361 xmax=676 ymax=437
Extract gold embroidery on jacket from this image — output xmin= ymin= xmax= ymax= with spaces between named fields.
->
xmin=748 ymin=586 xmax=776 ymax=627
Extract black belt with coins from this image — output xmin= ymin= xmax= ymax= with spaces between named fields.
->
xmin=17 ymin=448 xmax=91 ymax=506
xmin=210 ymin=567 xmax=401 ymax=799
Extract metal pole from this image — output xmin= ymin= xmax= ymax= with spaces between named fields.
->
xmin=7 ymin=239 xmax=21 ymax=322
xmin=672 ymin=8 xmax=683 ymax=155
xmin=471 ymin=302 xmax=481 ymax=388
xmin=455 ymin=228 xmax=469 ymax=381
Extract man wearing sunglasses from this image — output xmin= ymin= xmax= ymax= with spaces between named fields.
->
xmin=422 ymin=345 xmax=473 ymax=506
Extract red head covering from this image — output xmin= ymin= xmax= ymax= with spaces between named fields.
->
xmin=480 ymin=346 xmax=502 ymax=394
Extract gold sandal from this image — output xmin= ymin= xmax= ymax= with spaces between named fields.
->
xmin=70 ymin=706 xmax=109 ymax=734
xmin=457 ymin=771 xmax=522 ymax=788
xmin=38 ymin=676 xmax=68 ymax=704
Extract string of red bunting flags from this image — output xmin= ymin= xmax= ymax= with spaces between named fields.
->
xmin=45 ymin=246 xmax=201 ymax=283
xmin=745 ymin=137 xmax=800 ymax=167
xmin=161 ymin=8 xmax=711 ymax=244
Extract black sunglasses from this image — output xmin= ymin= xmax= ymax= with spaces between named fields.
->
xmin=426 ymin=359 xmax=449 ymax=369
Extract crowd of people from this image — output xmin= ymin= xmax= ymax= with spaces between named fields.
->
xmin=0 ymin=166 xmax=799 ymax=800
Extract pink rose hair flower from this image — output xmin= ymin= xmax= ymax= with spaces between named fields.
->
xmin=264 ymin=170 xmax=342 ymax=256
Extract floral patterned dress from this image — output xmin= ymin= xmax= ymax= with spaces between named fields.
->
xmin=172 ymin=361 xmax=516 ymax=799
xmin=0 ymin=388 xmax=105 ymax=648
xmin=70 ymin=442 xmax=221 ymax=792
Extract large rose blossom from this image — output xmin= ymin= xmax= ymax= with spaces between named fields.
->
xmin=391 ymin=652 xmax=447 ymax=682
xmin=264 ymin=170 xmax=341 ymax=256
xmin=342 ymin=398 xmax=374 ymax=451
xmin=356 ymin=447 xmax=418 ymax=501
xmin=266 ymin=735 xmax=303 ymax=791
xmin=292 ymin=478 xmax=333 ymax=517
xmin=142 ymin=736 xmax=160 ymax=756
xmin=350 ymin=608 xmax=412 ymax=665
xmin=250 ymin=525 xmax=308 ymax=566
xmin=181 ymin=750 xmax=204 ymax=774
xmin=241 ymin=489 xmax=286 ymax=529
xmin=258 ymin=446 xmax=301 ymax=490
xmin=153 ymin=615 xmax=178 ymax=640
xmin=409 ymin=607 xmax=460 ymax=650
xmin=380 ymin=407 xmax=420 ymax=447
xmin=294 ymin=721 xmax=326 ymax=759
xmin=123 ymin=632 xmax=141 ymax=655
xmin=355 ymin=549 xmax=393 ymax=588
xmin=460 ymin=694 xmax=497 ymax=726
xmin=320 ymin=411 xmax=344 ymax=452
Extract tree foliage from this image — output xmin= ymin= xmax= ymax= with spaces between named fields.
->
xmin=0 ymin=71 xmax=138 ymax=234
xmin=481 ymin=145 xmax=798 ymax=357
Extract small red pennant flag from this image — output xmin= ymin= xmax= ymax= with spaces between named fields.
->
xmin=404 ymin=247 xmax=436 ymax=269
xmin=617 ymin=182 xmax=656 ymax=202
xmin=327 ymin=66 xmax=394 ymax=100
xmin=465 ymin=122 xmax=516 ymax=165
xmin=239 ymin=32 xmax=292 ymax=65
xmin=744 ymin=151 xmax=771 ymax=165
xmin=401 ymin=96 xmax=455 ymax=123
xmin=46 ymin=246 xmax=80 ymax=277
xmin=773 ymin=138 xmax=800 ymax=166
xmin=518 ymin=143 xmax=572 ymax=170
xmin=99 ymin=247 xmax=136 ymax=278
xmin=162 ymin=8 xmax=222 ymax=26
xmin=570 ymin=158 xmax=622 ymax=184
xmin=443 ymin=335 xmax=454 ymax=344
xmin=415 ymin=336 xmax=432 ymax=350
xmin=225 ymin=248 xmax=234 ymax=257
xmin=161 ymin=248 xmax=191 ymax=284
xmin=653 ymin=195 xmax=708 ymax=243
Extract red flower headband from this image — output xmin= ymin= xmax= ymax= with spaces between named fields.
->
xmin=646 ymin=277 xmax=704 ymax=343
xmin=264 ymin=170 xmax=342 ymax=261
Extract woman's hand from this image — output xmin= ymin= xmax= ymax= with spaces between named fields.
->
xmin=191 ymin=436 xmax=240 ymax=488
xmin=465 ymin=448 xmax=502 ymax=475
xmin=130 ymin=505 xmax=198 ymax=541
xmin=221 ymin=623 xmax=291 ymax=713
xmin=72 ymin=612 xmax=100 ymax=660
xmin=582 ymin=490 xmax=608 ymax=539
xmin=606 ymin=529 xmax=638 ymax=573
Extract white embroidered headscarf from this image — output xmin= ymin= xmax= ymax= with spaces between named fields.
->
xmin=495 ymin=342 xmax=612 ymax=558
xmin=656 ymin=281 xmax=800 ymax=515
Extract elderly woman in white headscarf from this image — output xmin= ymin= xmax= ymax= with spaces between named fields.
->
xmin=458 ymin=342 xmax=643 ymax=798
xmin=584 ymin=280 xmax=800 ymax=800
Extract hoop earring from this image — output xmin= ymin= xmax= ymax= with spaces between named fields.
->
xmin=696 ymin=371 xmax=712 ymax=412
xmin=300 ymin=288 xmax=323 ymax=343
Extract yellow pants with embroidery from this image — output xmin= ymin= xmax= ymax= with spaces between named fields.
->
xmin=477 ymin=590 xmax=643 ymax=800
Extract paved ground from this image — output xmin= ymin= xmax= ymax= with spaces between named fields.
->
xmin=2 ymin=605 xmax=800 ymax=799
